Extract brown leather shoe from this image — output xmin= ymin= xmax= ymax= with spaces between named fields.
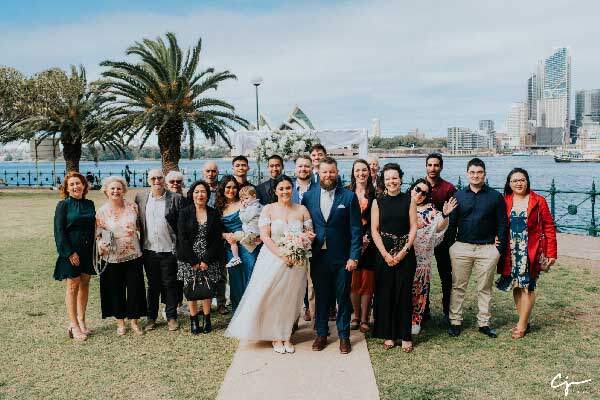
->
xmin=312 ymin=336 xmax=327 ymax=351
xmin=339 ymin=338 xmax=351 ymax=354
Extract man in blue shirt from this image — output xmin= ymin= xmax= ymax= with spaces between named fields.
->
xmin=447 ymin=158 xmax=507 ymax=338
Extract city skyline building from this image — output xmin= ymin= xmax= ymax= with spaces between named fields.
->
xmin=506 ymin=102 xmax=529 ymax=148
xmin=536 ymin=47 xmax=571 ymax=145
xmin=447 ymin=127 xmax=492 ymax=154
xmin=575 ymin=89 xmax=600 ymax=128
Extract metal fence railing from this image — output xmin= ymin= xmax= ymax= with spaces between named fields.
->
xmin=2 ymin=169 xmax=597 ymax=237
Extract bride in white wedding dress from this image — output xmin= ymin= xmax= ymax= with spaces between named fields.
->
xmin=225 ymin=176 xmax=314 ymax=354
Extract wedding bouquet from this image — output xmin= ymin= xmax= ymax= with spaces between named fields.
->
xmin=274 ymin=231 xmax=313 ymax=268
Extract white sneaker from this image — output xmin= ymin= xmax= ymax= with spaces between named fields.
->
xmin=411 ymin=324 xmax=421 ymax=335
xmin=225 ymin=257 xmax=242 ymax=268
xmin=161 ymin=309 xmax=167 ymax=321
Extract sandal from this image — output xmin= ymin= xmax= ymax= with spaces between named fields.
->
xmin=401 ymin=341 xmax=413 ymax=353
xmin=383 ymin=340 xmax=395 ymax=350
xmin=350 ymin=319 xmax=360 ymax=330
xmin=511 ymin=327 xmax=526 ymax=339
xmin=359 ymin=322 xmax=370 ymax=333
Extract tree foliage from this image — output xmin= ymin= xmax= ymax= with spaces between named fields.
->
xmin=99 ymin=32 xmax=248 ymax=172
xmin=370 ymin=135 xmax=447 ymax=149
xmin=0 ymin=65 xmax=124 ymax=172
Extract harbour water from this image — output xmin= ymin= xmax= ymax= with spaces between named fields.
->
xmin=2 ymin=155 xmax=599 ymax=190
xmin=2 ymin=155 xmax=599 ymax=235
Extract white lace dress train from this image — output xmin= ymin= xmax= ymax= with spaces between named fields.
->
xmin=225 ymin=219 xmax=309 ymax=341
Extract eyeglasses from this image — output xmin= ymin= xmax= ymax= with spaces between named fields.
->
xmin=510 ymin=178 xmax=527 ymax=184
xmin=169 ymin=180 xmax=183 ymax=184
xmin=149 ymin=176 xmax=164 ymax=181
xmin=414 ymin=186 xmax=429 ymax=196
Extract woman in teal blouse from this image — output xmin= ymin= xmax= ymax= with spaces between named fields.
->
xmin=54 ymin=172 xmax=96 ymax=341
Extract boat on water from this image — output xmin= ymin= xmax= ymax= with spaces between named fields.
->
xmin=512 ymin=151 xmax=534 ymax=156
xmin=554 ymin=148 xmax=600 ymax=163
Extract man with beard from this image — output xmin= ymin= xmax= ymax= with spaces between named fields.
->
xmin=302 ymin=157 xmax=362 ymax=354
xmin=424 ymin=153 xmax=456 ymax=324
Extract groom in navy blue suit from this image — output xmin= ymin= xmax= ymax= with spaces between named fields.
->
xmin=301 ymin=157 xmax=362 ymax=354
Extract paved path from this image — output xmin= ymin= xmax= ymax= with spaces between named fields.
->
xmin=557 ymin=233 xmax=600 ymax=262
xmin=217 ymin=319 xmax=379 ymax=400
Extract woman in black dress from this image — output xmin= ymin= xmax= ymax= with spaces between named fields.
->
xmin=371 ymin=163 xmax=417 ymax=352
xmin=176 ymin=180 xmax=223 ymax=335
xmin=53 ymin=172 xmax=96 ymax=341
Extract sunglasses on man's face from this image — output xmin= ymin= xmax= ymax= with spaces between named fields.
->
xmin=169 ymin=180 xmax=183 ymax=184
xmin=414 ymin=186 xmax=429 ymax=196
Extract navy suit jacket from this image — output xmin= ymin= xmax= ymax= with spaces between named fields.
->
xmin=302 ymin=186 xmax=362 ymax=265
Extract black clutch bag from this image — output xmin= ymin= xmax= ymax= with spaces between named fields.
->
xmin=183 ymin=272 xmax=215 ymax=301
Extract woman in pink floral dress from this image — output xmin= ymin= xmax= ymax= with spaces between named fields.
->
xmin=96 ymin=176 xmax=147 ymax=336
xmin=409 ymin=179 xmax=457 ymax=335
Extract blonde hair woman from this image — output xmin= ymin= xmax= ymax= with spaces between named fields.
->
xmin=96 ymin=176 xmax=147 ymax=335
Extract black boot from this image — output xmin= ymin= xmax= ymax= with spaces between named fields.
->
xmin=203 ymin=313 xmax=212 ymax=333
xmin=190 ymin=315 xmax=201 ymax=335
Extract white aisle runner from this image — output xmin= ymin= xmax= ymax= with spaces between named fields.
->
xmin=217 ymin=319 xmax=380 ymax=400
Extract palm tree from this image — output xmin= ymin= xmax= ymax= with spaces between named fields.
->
xmin=99 ymin=32 xmax=248 ymax=172
xmin=0 ymin=65 xmax=123 ymax=172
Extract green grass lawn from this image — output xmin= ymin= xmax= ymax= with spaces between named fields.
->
xmin=1 ymin=190 xmax=599 ymax=400
xmin=368 ymin=243 xmax=600 ymax=399
xmin=0 ymin=190 xmax=237 ymax=400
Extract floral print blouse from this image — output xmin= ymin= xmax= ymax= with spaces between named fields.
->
xmin=96 ymin=200 xmax=142 ymax=263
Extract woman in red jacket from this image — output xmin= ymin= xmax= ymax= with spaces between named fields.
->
xmin=496 ymin=168 xmax=557 ymax=339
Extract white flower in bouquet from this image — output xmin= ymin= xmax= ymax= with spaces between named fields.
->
xmin=275 ymin=231 xmax=313 ymax=269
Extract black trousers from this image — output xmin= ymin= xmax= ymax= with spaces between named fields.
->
xmin=143 ymin=250 xmax=178 ymax=321
xmin=431 ymin=240 xmax=453 ymax=316
xmin=100 ymin=258 xmax=147 ymax=319
xmin=215 ymin=263 xmax=227 ymax=307
xmin=372 ymin=251 xmax=416 ymax=341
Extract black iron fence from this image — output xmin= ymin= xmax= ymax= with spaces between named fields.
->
xmin=1 ymin=169 xmax=598 ymax=237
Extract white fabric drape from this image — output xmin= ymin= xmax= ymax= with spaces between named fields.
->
xmin=230 ymin=129 xmax=369 ymax=157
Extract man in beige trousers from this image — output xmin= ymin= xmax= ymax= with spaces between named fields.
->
xmin=446 ymin=158 xmax=507 ymax=338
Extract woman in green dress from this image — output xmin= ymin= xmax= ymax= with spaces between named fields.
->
xmin=53 ymin=172 xmax=96 ymax=341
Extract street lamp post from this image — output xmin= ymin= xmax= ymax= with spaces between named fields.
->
xmin=251 ymin=76 xmax=263 ymax=130
xmin=251 ymin=76 xmax=263 ymax=181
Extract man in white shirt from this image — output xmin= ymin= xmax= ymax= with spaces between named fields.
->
xmin=310 ymin=144 xmax=327 ymax=184
xmin=135 ymin=169 xmax=181 ymax=332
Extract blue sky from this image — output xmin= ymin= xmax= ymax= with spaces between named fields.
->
xmin=1 ymin=0 xmax=599 ymax=138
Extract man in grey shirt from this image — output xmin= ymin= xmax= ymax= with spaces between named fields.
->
xmin=135 ymin=169 xmax=182 ymax=331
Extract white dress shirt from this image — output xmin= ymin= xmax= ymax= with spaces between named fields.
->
xmin=320 ymin=188 xmax=335 ymax=249
xmin=144 ymin=192 xmax=175 ymax=253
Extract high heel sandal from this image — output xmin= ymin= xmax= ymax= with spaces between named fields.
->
xmin=383 ymin=340 xmax=395 ymax=350
xmin=350 ymin=319 xmax=360 ymax=330
xmin=401 ymin=341 xmax=413 ymax=353
xmin=130 ymin=321 xmax=144 ymax=336
xmin=68 ymin=326 xmax=87 ymax=341
xmin=78 ymin=320 xmax=92 ymax=335
xmin=359 ymin=322 xmax=370 ymax=334
xmin=511 ymin=327 xmax=526 ymax=339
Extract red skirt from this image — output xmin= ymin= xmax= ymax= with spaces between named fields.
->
xmin=351 ymin=268 xmax=375 ymax=296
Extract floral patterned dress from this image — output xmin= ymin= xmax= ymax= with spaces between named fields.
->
xmin=412 ymin=204 xmax=446 ymax=326
xmin=177 ymin=222 xmax=222 ymax=287
xmin=95 ymin=200 xmax=142 ymax=263
xmin=495 ymin=209 xmax=536 ymax=291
